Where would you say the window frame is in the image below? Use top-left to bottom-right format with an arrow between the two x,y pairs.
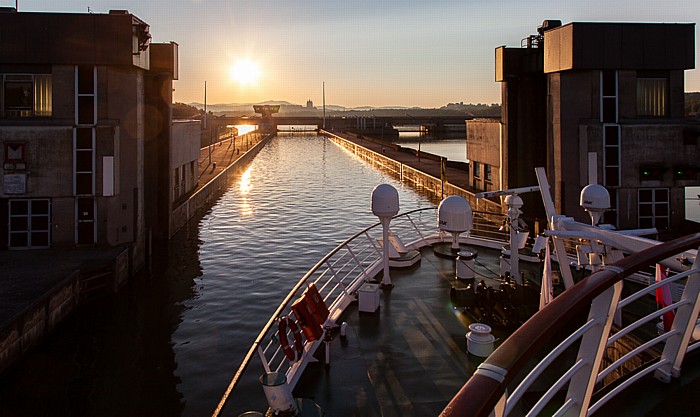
1,73 -> 53,118
638,187 -> 670,230
636,71 -> 669,118
8,198 -> 52,249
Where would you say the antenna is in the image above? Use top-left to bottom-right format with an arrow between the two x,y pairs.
322,82 -> 326,129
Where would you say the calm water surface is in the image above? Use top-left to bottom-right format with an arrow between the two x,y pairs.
0,134 -> 435,417
394,131 -> 467,163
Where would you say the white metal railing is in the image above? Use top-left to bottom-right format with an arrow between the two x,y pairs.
212,207 -> 509,416
441,233 -> 700,417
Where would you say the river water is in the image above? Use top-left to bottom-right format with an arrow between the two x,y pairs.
393,131 -> 467,163
0,134 -> 436,417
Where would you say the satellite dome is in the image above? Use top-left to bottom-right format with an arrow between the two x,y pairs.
371,184 -> 399,218
580,184 -> 610,225
504,194 -> 524,209
438,195 -> 473,233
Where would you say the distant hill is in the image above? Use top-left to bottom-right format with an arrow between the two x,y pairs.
173,102 -> 203,119
189,101 -> 501,118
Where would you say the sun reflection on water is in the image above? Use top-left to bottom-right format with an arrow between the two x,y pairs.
239,167 -> 254,216
240,167 -> 252,194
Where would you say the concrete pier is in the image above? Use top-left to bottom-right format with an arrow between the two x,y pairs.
322,130 -> 502,213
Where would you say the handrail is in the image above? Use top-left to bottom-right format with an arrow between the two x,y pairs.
212,206 -> 509,416
441,232 -> 700,417
210,207 -> 429,416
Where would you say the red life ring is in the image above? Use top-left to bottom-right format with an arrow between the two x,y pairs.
278,315 -> 303,362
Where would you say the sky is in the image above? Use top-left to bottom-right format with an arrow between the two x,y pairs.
9,0 -> 700,108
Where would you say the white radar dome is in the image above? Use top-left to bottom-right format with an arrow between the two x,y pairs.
504,194 -> 524,209
371,184 -> 399,218
438,195 -> 473,233
580,184 -> 610,225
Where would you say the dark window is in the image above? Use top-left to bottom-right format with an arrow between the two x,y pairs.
75,173 -> 93,195
78,66 -> 94,94
484,164 -> 492,182
75,127 -> 94,195
4,81 -> 33,111
604,125 -> 619,145
602,71 -> 616,97
604,125 -> 620,187
78,96 -> 94,125
76,128 -> 92,148
601,71 -> 617,123
638,188 -> 669,230
76,151 -> 92,172
8,199 -> 51,249
473,162 -> 481,178
605,167 -> 620,187
602,98 -> 617,123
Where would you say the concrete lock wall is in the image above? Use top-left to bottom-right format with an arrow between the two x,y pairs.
0,247 -> 129,374
169,133 -> 273,238
325,132 -> 502,214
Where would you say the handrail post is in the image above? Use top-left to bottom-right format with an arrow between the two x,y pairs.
655,247 -> 700,382
564,280 -> 623,417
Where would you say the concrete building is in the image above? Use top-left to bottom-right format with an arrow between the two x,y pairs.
0,9 -> 183,270
468,20 -> 699,234
466,118 -> 501,192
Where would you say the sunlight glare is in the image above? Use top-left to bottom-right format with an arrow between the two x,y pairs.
230,59 -> 260,85
240,166 -> 253,195
235,124 -> 257,135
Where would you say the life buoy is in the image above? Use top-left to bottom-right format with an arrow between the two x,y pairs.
278,315 -> 303,362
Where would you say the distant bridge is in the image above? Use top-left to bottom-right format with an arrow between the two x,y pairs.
212,115 -> 470,134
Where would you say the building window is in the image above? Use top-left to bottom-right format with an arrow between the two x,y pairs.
484,164 -> 492,182
8,199 -> 51,249
75,66 -> 96,125
473,162 -> 481,178
2,74 -> 52,118
601,70 -> 617,124
637,72 -> 668,117
74,128 -> 95,195
638,188 -> 669,230
601,70 -> 621,232
603,125 -> 620,187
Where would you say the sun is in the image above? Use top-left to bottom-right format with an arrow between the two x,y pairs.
230,59 -> 260,85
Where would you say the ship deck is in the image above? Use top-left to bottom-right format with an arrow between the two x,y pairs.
291,242 -> 700,417
293,244 -> 534,416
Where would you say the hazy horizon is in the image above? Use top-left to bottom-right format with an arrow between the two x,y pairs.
12,0 -> 700,108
